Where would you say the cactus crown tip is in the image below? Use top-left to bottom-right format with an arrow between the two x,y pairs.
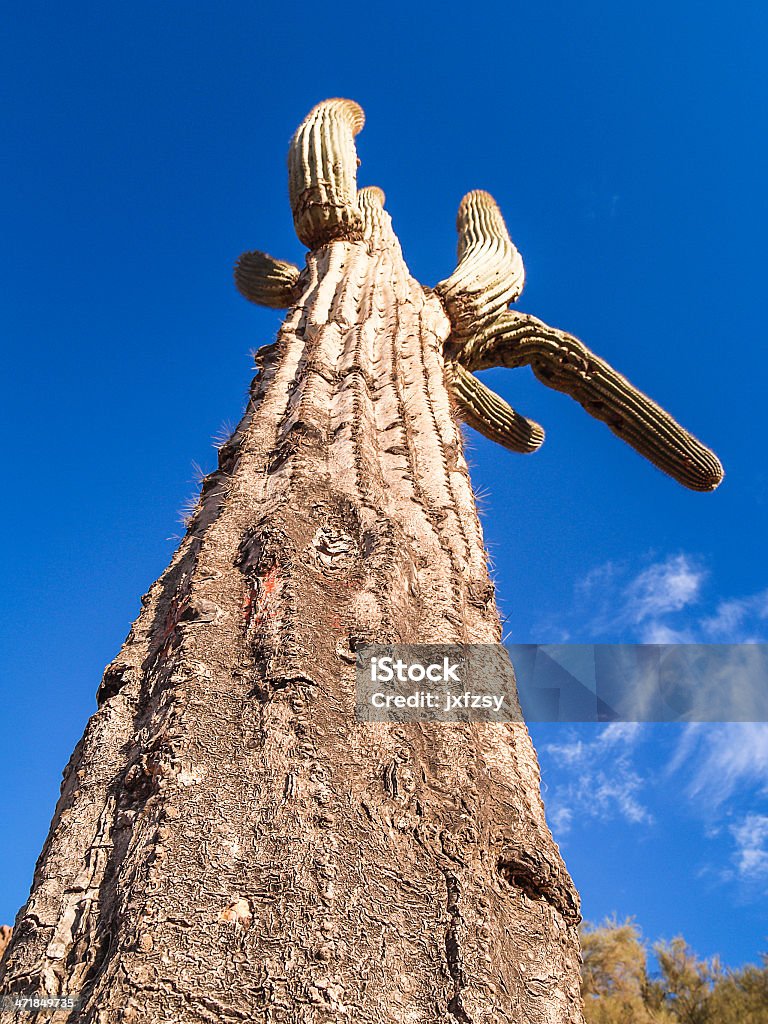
359,186 -> 386,206
461,189 -> 496,206
306,98 -> 365,134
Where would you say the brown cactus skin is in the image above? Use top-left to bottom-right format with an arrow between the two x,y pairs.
438,191 -> 723,491
288,98 -> 366,248
234,250 -> 301,308
445,359 -> 545,453
436,190 -> 525,335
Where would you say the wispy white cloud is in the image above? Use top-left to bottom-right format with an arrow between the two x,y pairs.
623,555 -> 705,624
563,552 -> 768,644
730,814 -> 768,880
640,622 -> 694,643
569,553 -> 706,641
542,723 -> 652,836
668,723 -> 768,805
668,723 -> 768,891
701,591 -> 768,642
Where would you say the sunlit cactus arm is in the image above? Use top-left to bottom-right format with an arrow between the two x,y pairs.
455,310 -> 723,491
234,250 -> 302,308
445,360 -> 545,453
288,98 -> 365,249
435,190 -> 525,335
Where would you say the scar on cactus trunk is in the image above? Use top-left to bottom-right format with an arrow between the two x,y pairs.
0,99 -> 721,1024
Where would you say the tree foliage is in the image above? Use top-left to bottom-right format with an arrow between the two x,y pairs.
581,919 -> 768,1023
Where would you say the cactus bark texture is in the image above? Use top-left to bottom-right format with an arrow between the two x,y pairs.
0,99 -> 721,1024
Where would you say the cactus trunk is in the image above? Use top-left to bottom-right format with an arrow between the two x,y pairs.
0,192 -> 583,1023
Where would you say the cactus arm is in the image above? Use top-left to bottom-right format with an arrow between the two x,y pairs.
445,360 -> 545,454
435,191 -> 525,335
357,186 -> 392,244
234,250 -> 302,308
457,311 -> 723,491
236,98 -> 366,304
288,98 -> 366,249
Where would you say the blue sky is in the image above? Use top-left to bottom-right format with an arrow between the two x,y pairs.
1,0 -> 766,972
523,552 -> 768,966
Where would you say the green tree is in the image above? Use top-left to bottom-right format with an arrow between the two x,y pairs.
654,937 -> 718,1024
581,918 -> 673,1023
708,955 -> 768,1024
581,920 -> 768,1024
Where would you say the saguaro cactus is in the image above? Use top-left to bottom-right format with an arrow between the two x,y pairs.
0,100 -> 721,1024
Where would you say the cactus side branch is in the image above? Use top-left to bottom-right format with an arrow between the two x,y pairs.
445,360 -> 545,453
455,310 -> 724,491
234,250 -> 302,308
